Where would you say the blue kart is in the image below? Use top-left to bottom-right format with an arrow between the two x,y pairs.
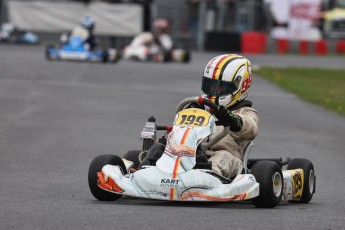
46,27 -> 119,63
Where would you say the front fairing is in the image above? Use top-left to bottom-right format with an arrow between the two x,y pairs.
130,32 -> 154,47
98,109 -> 260,202
156,108 -> 216,174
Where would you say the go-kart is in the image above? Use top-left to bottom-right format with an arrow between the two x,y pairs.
45,27 -> 119,63
88,97 -> 315,208
122,32 -> 190,63
0,23 -> 39,44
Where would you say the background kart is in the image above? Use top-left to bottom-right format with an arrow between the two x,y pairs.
122,32 -> 191,63
45,27 -> 119,63
88,97 -> 315,208
0,23 -> 39,44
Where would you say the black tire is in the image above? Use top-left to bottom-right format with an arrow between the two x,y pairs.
123,150 -> 141,169
107,49 -> 121,63
45,45 -> 53,60
101,50 -> 108,63
88,154 -> 127,201
139,143 -> 165,168
163,51 -> 172,62
182,51 -> 191,63
251,161 -> 283,208
287,158 -> 315,203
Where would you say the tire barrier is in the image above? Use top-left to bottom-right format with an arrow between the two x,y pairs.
241,32 -> 345,55
241,32 -> 266,54
336,41 -> 345,53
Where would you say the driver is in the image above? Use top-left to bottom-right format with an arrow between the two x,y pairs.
0,23 -> 16,42
80,16 -> 97,50
197,54 -> 260,178
151,18 -> 173,60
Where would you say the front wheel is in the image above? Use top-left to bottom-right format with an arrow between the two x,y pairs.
287,158 -> 315,203
107,48 -> 120,63
171,49 -> 190,63
123,150 -> 141,169
88,154 -> 127,201
251,161 -> 283,208
101,50 -> 108,63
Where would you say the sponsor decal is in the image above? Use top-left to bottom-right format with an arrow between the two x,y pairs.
240,74 -> 252,94
140,189 -> 167,197
140,131 -> 155,139
290,3 -> 320,20
60,51 -> 88,60
207,57 -> 217,67
181,191 -> 247,201
283,178 -> 292,200
160,178 -> 180,187
292,170 -> 304,198
165,142 -> 195,158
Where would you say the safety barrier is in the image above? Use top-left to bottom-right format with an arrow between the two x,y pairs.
8,1 -> 142,36
241,32 -> 266,54
241,32 -> 345,55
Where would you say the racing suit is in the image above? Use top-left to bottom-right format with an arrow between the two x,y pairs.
124,32 -> 173,62
85,30 -> 97,50
154,33 -> 173,53
207,102 -> 259,178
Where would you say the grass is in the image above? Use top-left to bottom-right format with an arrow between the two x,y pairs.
253,67 -> 345,117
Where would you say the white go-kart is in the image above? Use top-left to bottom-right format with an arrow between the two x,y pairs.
88,97 -> 315,208
122,32 -> 190,63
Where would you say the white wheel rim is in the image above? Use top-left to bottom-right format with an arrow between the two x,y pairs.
272,172 -> 283,197
309,169 -> 315,194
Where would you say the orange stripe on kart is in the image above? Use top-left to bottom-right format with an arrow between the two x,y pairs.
172,158 -> 181,179
170,188 -> 175,200
97,172 -> 123,193
180,128 -> 191,145
181,192 -> 246,201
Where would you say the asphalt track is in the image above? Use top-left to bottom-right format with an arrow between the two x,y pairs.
0,45 -> 345,230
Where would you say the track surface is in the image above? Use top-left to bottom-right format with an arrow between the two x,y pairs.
0,45 -> 345,230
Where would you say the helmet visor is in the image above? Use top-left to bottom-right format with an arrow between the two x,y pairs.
201,76 -> 238,97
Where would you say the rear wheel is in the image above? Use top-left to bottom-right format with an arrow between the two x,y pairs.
182,50 -> 191,63
101,50 -> 108,63
139,143 -> 165,167
88,154 -> 127,201
106,48 -> 120,63
287,158 -> 315,203
45,45 -> 53,60
251,161 -> 283,208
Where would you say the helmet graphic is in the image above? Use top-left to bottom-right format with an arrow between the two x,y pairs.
81,16 -> 95,30
201,54 -> 252,108
152,18 -> 169,33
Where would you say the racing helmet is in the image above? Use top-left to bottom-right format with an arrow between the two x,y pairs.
81,16 -> 95,31
1,23 -> 15,34
201,54 -> 252,108
152,18 -> 169,33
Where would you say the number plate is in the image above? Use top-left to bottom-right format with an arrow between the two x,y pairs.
174,108 -> 211,128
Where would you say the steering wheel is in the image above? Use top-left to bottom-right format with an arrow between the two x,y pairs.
176,96 -> 220,113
